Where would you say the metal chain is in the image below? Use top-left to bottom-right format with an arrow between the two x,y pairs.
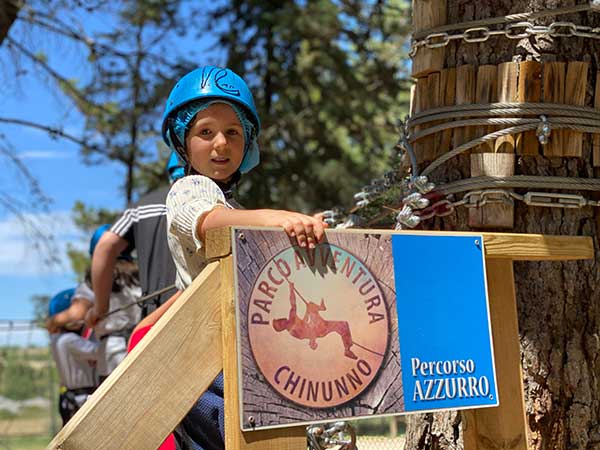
396,187 -> 600,229
410,20 -> 600,56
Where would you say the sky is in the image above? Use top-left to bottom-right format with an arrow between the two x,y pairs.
0,4 -> 219,346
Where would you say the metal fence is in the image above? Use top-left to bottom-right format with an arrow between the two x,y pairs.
0,321 -> 58,450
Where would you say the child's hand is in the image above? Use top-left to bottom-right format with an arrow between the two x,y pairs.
260,209 -> 328,248
85,307 -> 100,328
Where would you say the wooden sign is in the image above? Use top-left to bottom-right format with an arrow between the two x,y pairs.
233,228 -> 498,430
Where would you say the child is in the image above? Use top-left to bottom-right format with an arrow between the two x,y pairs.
161,66 -> 327,450
48,288 -> 99,426
85,225 -> 142,381
91,152 -> 186,321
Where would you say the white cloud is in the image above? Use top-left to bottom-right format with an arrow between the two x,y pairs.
0,211 -> 85,276
18,150 -> 71,160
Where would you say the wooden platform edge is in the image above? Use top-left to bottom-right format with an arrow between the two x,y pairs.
222,226 -> 593,262
47,262 -> 223,450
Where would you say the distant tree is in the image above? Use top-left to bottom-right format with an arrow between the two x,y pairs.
3,0 -> 206,204
205,0 -> 411,212
0,0 -> 20,44
31,294 -> 50,325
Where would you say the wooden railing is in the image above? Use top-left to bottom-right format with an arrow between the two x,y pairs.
47,228 -> 593,450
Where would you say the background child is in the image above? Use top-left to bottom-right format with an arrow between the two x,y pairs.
91,152 -> 186,320
161,65 -> 327,450
48,288 -> 99,426
85,225 -> 141,381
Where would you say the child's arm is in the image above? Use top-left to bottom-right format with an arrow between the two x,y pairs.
87,231 -> 129,327
46,298 -> 92,334
200,206 -> 328,248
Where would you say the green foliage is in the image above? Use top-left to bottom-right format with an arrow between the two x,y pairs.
206,0 -> 412,212
0,348 -> 53,401
30,295 -> 50,325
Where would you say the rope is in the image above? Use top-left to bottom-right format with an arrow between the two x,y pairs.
409,102 -> 600,127
100,284 -> 177,318
421,123 -> 538,176
412,3 -> 594,40
440,176 -> 600,195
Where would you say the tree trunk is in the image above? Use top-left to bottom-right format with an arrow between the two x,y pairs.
0,0 -> 20,45
405,1 -> 600,449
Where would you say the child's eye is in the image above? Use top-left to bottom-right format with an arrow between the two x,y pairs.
199,129 -> 212,136
227,129 -> 240,136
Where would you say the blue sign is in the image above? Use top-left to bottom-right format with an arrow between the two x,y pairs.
392,234 -> 498,412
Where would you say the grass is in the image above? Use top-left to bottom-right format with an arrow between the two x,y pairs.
0,435 -> 52,450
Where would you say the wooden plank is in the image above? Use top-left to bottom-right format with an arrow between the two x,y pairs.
474,65 -> 498,153
481,232 -> 593,261
221,255 -> 306,450
424,71 -> 440,162
231,227 -> 594,261
468,153 -> 515,229
594,70 -> 600,166
411,0 -> 446,78
495,62 -> 518,153
437,68 -> 456,156
414,76 -> 432,164
564,61 -> 589,157
454,65 -> 476,148
206,226 -> 233,259
463,260 -> 528,450
47,262 -> 223,450
516,61 -> 542,155
542,62 -> 566,157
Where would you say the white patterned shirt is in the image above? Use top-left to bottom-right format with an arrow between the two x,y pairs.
166,175 -> 235,290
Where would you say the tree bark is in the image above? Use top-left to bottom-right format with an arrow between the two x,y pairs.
406,1 -> 600,449
0,0 -> 20,45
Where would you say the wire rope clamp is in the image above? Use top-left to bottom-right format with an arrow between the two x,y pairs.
536,115 -> 551,145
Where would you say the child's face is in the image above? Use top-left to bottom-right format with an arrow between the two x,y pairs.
185,103 -> 245,182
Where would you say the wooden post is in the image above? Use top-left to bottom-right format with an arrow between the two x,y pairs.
437,68 -> 456,157
542,62 -> 566,158
474,65 -> 498,154
414,76 -> 433,163
495,62 -> 518,153
454,65 -> 476,148
593,70 -> 600,167
563,62 -> 589,158
468,153 -> 515,229
411,0 -> 446,78
516,61 -> 542,156
463,260 -> 528,450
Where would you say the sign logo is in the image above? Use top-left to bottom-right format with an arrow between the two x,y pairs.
247,244 -> 389,408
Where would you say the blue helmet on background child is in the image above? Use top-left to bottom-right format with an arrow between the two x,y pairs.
89,224 -> 132,260
89,224 -> 111,256
161,66 -> 261,174
166,151 -> 185,183
48,288 -> 75,317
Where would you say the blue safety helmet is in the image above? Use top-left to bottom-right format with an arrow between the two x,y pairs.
161,66 -> 261,173
89,224 -> 132,260
89,224 -> 111,257
48,288 -> 75,317
166,151 -> 185,183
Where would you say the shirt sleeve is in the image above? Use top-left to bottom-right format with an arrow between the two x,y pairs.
63,335 -> 100,362
110,209 -> 136,248
73,282 -> 95,305
166,175 -> 227,252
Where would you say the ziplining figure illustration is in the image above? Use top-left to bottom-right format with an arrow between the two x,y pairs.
272,281 -> 358,360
